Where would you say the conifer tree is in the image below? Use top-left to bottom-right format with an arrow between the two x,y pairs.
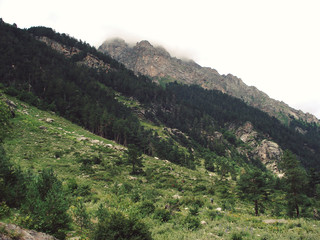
126,144 -> 143,174
237,168 -> 272,216
280,150 -> 308,217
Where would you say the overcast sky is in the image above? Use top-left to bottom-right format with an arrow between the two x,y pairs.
1,0 -> 319,118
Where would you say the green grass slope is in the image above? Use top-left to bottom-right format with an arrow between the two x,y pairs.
1,97 -> 320,240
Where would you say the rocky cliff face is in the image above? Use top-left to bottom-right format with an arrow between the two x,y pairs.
99,39 -> 319,125
37,36 -> 111,73
0,222 -> 57,240
235,122 -> 283,173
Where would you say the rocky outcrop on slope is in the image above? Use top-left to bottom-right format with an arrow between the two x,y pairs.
37,36 -> 111,73
235,122 -> 283,172
0,222 -> 57,240
99,39 -> 319,125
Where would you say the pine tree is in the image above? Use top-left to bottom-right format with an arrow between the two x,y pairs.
126,144 -> 143,174
237,168 -> 272,216
23,168 -> 71,239
280,150 -> 308,217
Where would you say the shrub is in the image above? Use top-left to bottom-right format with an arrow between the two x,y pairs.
193,184 -> 207,193
130,191 -> 141,203
207,210 -> 223,220
22,168 -> 71,239
94,206 -> 152,240
0,202 -> 10,218
189,205 -> 199,216
138,201 -> 155,216
71,197 -> 91,230
153,208 -> 171,222
230,231 -> 249,240
183,215 -> 200,231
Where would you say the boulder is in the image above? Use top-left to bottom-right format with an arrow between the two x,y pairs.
0,222 -> 57,240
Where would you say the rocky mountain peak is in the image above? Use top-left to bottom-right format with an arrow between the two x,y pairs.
99,38 -> 319,125
136,40 -> 153,49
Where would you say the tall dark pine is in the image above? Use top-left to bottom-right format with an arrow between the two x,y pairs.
126,144 -> 143,174
237,168 -> 271,216
280,150 -> 308,217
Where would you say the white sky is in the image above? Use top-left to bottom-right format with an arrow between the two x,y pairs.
1,0 -> 320,118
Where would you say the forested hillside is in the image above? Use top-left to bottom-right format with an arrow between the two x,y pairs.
1,20 -> 320,170
1,19 -> 320,239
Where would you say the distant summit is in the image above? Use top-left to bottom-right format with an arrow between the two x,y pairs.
99,39 -> 319,125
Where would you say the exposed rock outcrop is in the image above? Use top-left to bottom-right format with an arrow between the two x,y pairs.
235,122 -> 283,172
99,39 -> 319,125
36,36 -> 111,73
0,222 -> 57,240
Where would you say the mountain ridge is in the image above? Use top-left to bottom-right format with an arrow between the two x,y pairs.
99,39 -> 319,125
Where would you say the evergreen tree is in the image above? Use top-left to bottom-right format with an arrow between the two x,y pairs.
23,168 -> 71,239
237,168 -> 272,216
280,150 -> 308,217
126,144 -> 143,174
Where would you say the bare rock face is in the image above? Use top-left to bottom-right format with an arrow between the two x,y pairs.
99,39 -> 319,125
0,222 -> 57,240
37,36 -> 111,73
255,140 -> 282,172
235,122 -> 283,172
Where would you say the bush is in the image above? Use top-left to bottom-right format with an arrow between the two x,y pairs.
0,202 -> 10,218
193,184 -> 207,193
230,231 -> 249,240
94,206 -> 152,240
138,201 -> 155,216
130,191 -> 140,203
22,168 -> 71,239
189,205 -> 199,216
183,215 -> 200,231
153,208 -> 171,222
207,210 -> 223,220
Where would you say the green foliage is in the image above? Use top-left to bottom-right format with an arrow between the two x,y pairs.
153,208 -> 171,222
230,231 -> 248,240
71,197 -> 91,230
0,202 -> 10,218
0,145 -> 26,207
207,210 -> 223,220
67,178 -> 91,198
237,168 -> 273,216
22,168 -> 71,239
280,150 -> 309,217
126,144 -> 143,174
0,99 -> 11,142
189,205 -> 199,216
94,205 -> 152,240
215,156 -> 235,180
215,179 -> 235,210
137,200 -> 155,216
183,215 -> 201,231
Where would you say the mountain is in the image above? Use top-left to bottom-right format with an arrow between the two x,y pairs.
99,39 -> 319,125
1,19 -> 320,240
1,20 -> 320,171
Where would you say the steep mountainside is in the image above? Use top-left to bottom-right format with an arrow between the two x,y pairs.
99,39 -> 319,125
2,20 -> 320,240
1,21 -> 320,171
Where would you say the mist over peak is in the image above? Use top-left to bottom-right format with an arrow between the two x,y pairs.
99,37 -> 319,125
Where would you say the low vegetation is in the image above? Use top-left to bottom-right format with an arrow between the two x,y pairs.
0,95 -> 320,239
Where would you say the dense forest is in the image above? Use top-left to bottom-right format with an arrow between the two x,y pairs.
1,20 -> 320,170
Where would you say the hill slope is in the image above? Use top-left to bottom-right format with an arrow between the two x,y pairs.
99,38 -> 319,125
1,20 -> 320,171
1,90 -> 320,240
1,20 -> 320,240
